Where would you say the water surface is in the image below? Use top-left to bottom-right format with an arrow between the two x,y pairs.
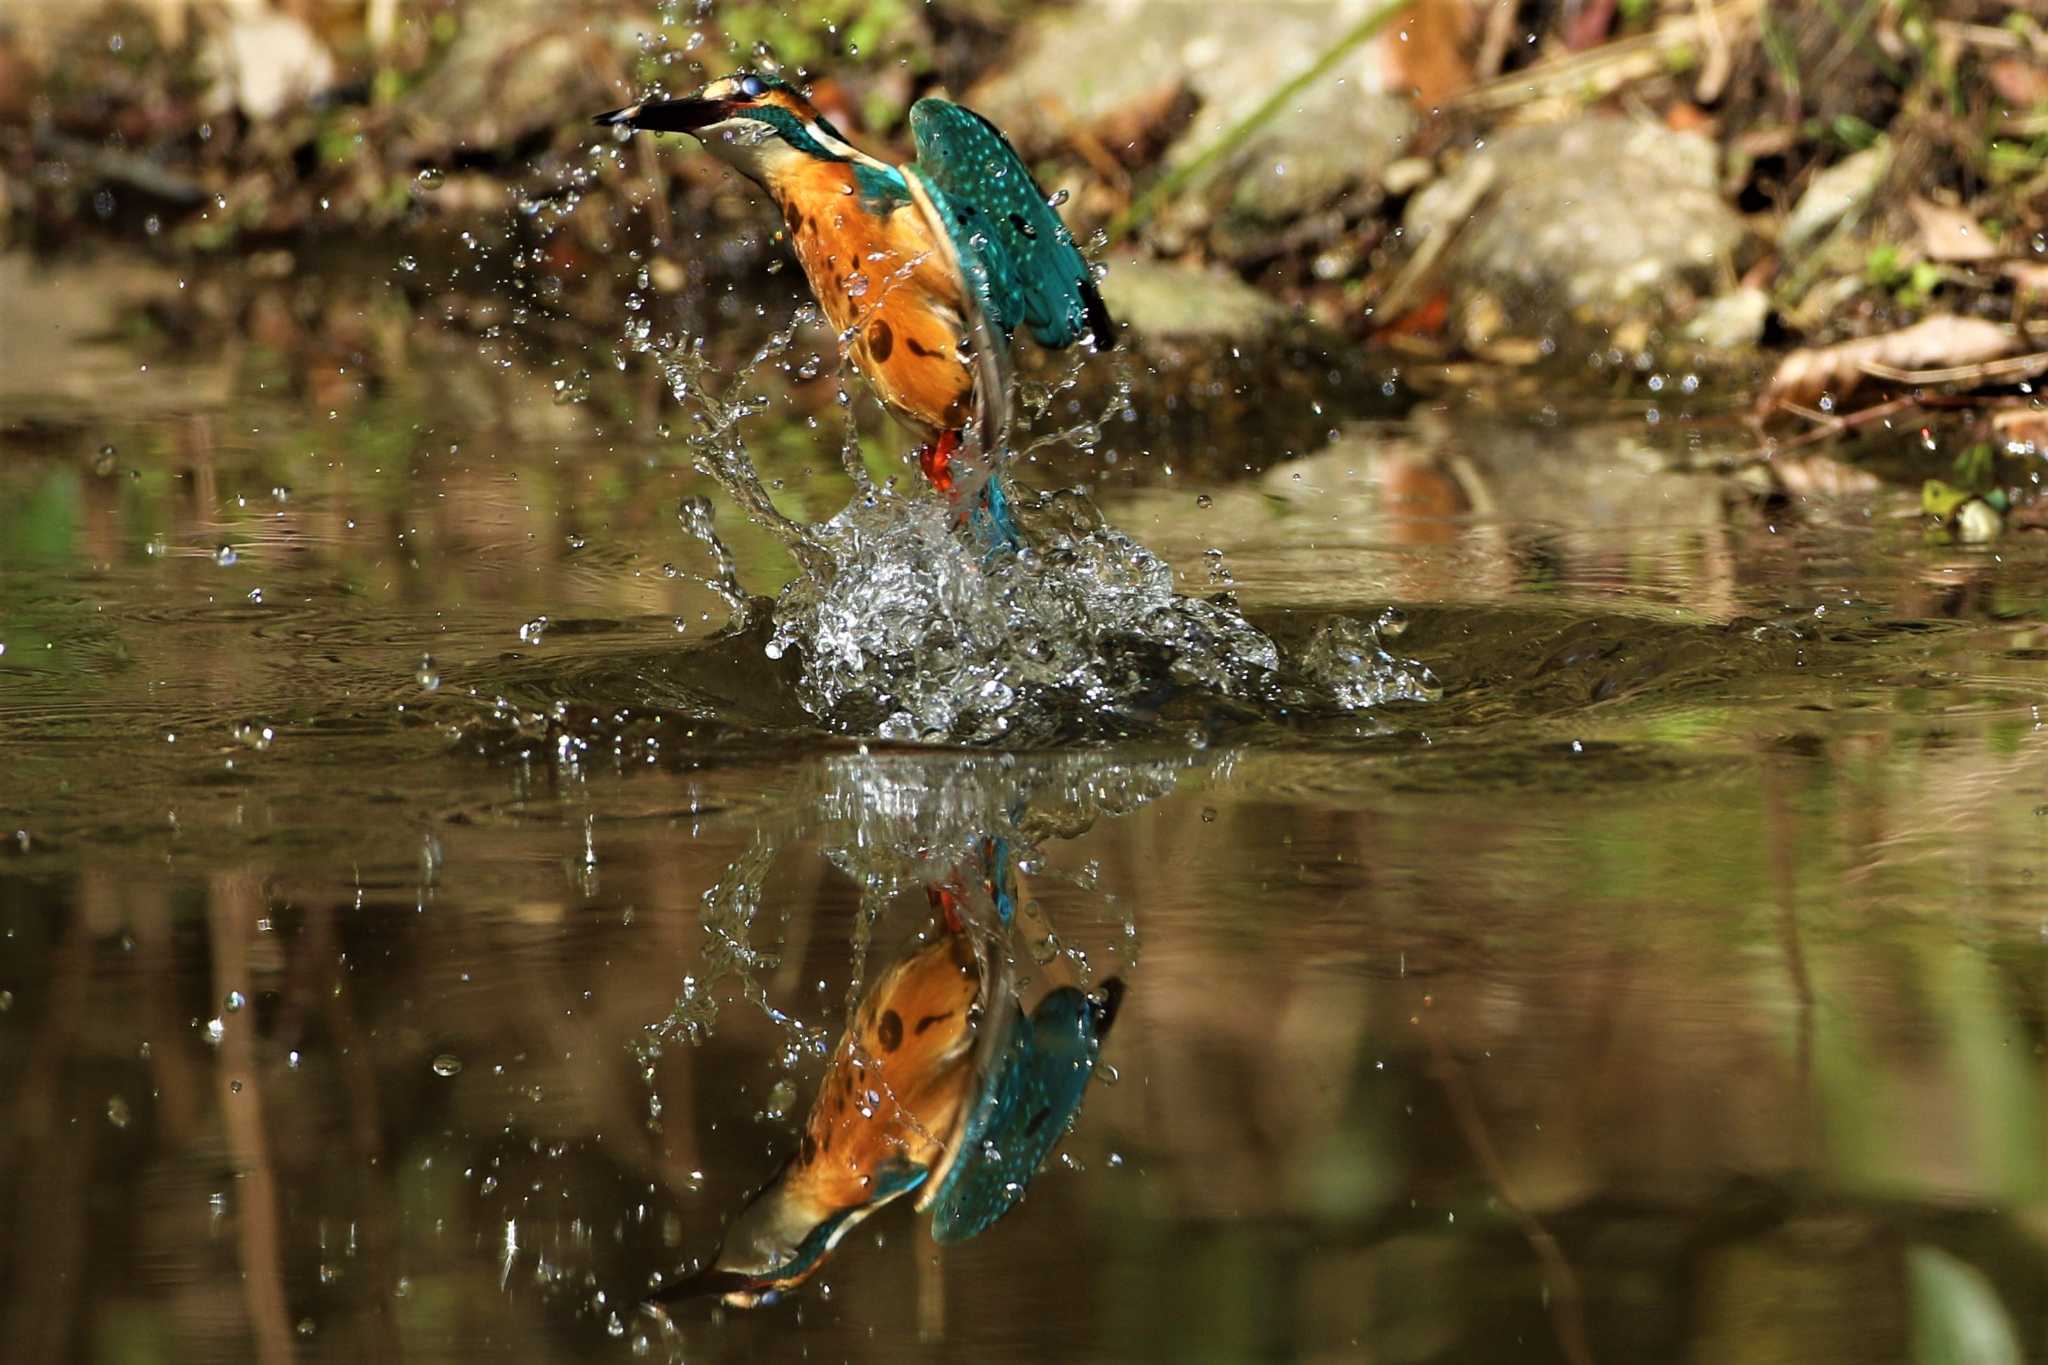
3,250 -> 2046,1363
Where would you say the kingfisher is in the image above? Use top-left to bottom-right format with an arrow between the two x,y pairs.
651,841 -> 1123,1308
594,71 -> 1114,550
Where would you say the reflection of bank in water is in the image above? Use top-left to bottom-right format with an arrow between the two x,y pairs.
646,754 -> 1171,1310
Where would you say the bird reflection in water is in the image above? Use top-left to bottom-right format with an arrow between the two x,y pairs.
650,837 -> 1123,1309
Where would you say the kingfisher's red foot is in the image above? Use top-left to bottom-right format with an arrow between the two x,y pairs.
917,429 -> 960,495
927,882 -> 966,936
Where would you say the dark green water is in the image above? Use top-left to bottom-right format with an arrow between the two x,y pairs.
3,250 -> 2046,1363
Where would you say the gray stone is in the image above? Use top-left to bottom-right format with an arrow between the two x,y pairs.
1096,257 -> 1293,341
1781,142 -> 1890,255
1682,287 -> 1771,351
402,0 -> 614,155
973,0 -> 1415,240
1403,117 -> 1746,348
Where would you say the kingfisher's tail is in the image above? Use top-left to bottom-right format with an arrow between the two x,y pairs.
970,475 -> 1022,558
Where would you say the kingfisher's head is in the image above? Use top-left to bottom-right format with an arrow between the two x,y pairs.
594,72 -> 862,186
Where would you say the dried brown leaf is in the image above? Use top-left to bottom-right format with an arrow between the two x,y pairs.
1991,407 -> 2048,450
1908,197 -> 2003,263
1989,56 -> 2048,106
1761,316 -> 2020,409
2001,260 -> 2048,297
1386,0 -> 1476,105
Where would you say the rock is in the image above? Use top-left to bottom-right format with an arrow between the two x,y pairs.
973,0 -> 1416,250
201,11 -> 337,122
1683,287 -> 1770,350
401,0 -> 613,156
1096,257 -> 1293,341
1402,117 -> 1746,351
1780,142 -> 1890,255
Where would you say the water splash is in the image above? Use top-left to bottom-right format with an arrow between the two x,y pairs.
763,487 -> 1282,743
650,362 -> 1440,741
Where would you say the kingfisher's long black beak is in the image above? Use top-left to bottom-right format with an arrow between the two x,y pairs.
593,97 -> 732,134
646,1265 -> 779,1308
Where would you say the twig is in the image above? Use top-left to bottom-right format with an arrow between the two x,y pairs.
1452,0 -> 1762,113
1932,19 -> 2048,57
1859,348 -> 2048,387
1107,0 -> 1415,242
1419,1006 -> 1595,1365
1693,0 -> 1733,103
1476,0 -> 1519,83
1371,157 -> 1495,323
1748,392 -> 1985,461
210,872 -> 294,1365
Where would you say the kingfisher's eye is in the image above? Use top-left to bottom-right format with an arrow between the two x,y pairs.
738,74 -> 767,99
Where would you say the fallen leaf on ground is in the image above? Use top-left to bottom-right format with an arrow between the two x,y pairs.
1991,407 -> 2048,450
1386,0 -> 1475,105
1909,197 -> 2002,262
1761,316 -> 2020,409
2001,260 -> 2048,297
1989,57 -> 2048,106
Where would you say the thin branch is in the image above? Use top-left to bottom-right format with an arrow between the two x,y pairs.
1858,348 -> 2048,387
1420,1009 -> 1595,1365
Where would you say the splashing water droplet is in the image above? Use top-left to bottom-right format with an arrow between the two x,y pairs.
431,1054 -> 463,1077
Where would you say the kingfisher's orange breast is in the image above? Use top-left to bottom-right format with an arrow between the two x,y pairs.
780,933 -> 981,1213
774,162 -> 975,436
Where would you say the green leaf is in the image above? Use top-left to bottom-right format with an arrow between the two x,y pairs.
1922,480 -> 1970,520
1908,1246 -> 2021,1365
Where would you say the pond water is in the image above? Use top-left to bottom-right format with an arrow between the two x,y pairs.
3,247 -> 2046,1363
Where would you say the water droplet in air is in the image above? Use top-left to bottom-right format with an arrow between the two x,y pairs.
94,444 -> 118,476
397,255 -> 419,273
1195,494 -> 1213,509
416,655 -> 440,691
106,1096 -> 131,1129
414,167 -> 446,192
431,1054 -> 463,1077
214,545 -> 238,567
0,991 -> 12,1012
203,1018 -> 226,1046
518,617 -> 549,645
224,990 -> 246,1012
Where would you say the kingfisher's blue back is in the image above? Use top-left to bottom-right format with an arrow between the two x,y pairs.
907,99 -> 1115,354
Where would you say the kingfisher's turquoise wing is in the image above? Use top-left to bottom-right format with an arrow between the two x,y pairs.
926,980 -> 1124,1244
907,98 -> 1114,352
